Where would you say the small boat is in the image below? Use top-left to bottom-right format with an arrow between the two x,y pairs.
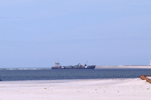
51,62 -> 61,69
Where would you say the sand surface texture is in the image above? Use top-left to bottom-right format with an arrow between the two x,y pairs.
0,78 -> 151,100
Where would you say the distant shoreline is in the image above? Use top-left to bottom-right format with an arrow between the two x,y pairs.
96,65 -> 151,69
0,65 -> 151,70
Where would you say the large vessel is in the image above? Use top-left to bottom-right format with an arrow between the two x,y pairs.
51,62 -> 95,69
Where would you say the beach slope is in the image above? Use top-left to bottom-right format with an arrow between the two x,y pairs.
0,78 -> 151,100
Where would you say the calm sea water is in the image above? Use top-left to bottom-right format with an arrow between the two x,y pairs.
0,69 -> 151,81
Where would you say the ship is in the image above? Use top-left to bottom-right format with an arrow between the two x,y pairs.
51,62 -> 62,69
51,62 -> 95,69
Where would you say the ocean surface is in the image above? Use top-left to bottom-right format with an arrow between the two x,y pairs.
0,69 -> 151,81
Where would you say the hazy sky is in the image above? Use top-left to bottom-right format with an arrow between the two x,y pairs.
0,0 -> 151,67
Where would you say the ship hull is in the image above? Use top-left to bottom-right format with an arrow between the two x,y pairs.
51,67 -> 61,69
87,65 -> 95,69
52,65 -> 95,69
51,68 -> 59,69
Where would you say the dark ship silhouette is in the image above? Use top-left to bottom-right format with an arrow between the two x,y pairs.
51,62 -> 95,69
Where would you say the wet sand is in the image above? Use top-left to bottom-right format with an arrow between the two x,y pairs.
0,78 -> 151,100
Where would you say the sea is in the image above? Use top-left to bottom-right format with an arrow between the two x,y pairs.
0,69 -> 151,81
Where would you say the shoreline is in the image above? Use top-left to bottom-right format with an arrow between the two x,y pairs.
0,78 -> 151,100
0,78 -> 144,81
96,65 -> 151,69
0,78 -> 146,82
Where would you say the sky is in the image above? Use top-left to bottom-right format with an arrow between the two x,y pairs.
0,0 -> 151,68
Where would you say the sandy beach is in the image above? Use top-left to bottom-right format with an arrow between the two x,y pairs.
0,78 -> 151,100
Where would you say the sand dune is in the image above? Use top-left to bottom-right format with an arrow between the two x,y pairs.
0,79 -> 151,100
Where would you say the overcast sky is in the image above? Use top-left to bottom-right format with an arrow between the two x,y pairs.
0,0 -> 151,68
